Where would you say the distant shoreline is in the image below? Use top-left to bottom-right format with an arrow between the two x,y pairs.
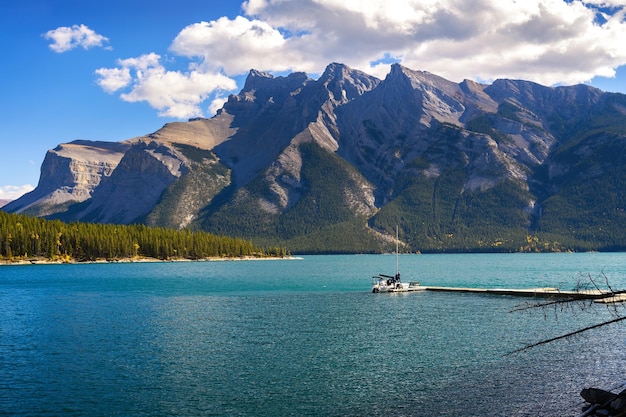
0,255 -> 300,266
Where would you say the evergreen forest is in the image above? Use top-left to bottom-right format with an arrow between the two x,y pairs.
0,211 -> 287,262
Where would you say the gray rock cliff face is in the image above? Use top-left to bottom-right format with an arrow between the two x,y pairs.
336,64 -> 531,204
73,141 -> 189,224
4,140 -> 130,216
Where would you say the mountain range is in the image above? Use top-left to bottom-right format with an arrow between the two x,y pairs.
4,62 -> 626,253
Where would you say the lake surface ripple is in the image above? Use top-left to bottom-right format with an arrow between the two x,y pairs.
1,253 -> 626,416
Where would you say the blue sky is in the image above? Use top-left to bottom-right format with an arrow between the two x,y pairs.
1,0 -> 625,200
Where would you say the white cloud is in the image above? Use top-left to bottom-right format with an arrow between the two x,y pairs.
0,185 -> 34,201
44,24 -> 110,53
96,0 -> 626,119
242,0 -> 626,85
96,53 -> 237,119
170,16 -> 297,74
95,67 -> 132,93
209,96 -> 229,115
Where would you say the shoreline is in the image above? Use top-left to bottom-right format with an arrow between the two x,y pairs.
0,255 -> 301,266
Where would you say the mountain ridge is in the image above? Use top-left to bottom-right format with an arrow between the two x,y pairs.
4,62 -> 626,253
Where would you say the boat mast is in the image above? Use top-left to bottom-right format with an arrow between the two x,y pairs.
396,225 -> 399,277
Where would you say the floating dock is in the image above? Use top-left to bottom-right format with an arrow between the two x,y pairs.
421,286 -> 625,303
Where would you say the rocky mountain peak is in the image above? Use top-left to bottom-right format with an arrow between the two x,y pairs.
380,63 -> 466,127
459,79 -> 498,117
223,68 -> 311,122
318,62 -> 381,103
384,63 -> 416,88
3,140 -> 130,217
386,64 -> 449,88
555,83 -> 604,107
242,69 -> 273,91
242,68 -> 310,98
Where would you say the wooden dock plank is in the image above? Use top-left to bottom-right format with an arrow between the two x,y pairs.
593,293 -> 626,304
421,286 -> 608,299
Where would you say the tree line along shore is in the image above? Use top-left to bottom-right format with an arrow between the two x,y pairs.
0,211 -> 289,264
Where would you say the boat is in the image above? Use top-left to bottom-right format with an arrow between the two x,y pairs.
371,227 -> 424,293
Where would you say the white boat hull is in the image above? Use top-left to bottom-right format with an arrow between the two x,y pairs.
371,280 -> 424,293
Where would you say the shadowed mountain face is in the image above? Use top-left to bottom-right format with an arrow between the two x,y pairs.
5,63 -> 626,253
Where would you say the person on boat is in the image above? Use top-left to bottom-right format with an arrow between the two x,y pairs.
395,272 -> 401,282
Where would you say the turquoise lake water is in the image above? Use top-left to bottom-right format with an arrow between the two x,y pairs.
1,253 -> 626,416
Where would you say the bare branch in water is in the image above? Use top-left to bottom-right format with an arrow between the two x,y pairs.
506,315 -> 626,356
507,271 -> 626,355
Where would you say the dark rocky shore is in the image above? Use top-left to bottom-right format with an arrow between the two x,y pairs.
581,386 -> 626,416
